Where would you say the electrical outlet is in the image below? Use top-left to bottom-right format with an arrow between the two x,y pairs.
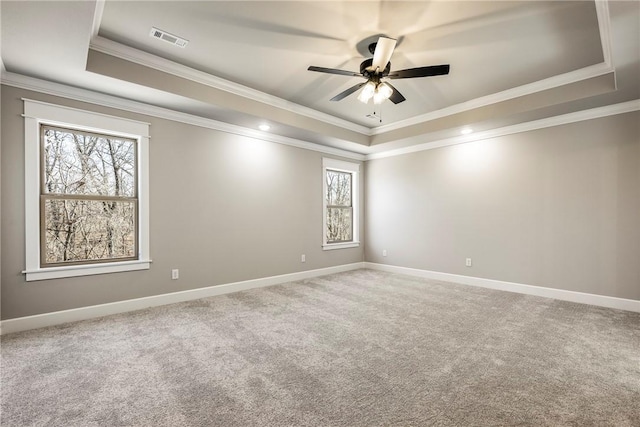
465,258 -> 472,267
301,254 -> 306,263
171,269 -> 179,280
382,249 -> 387,257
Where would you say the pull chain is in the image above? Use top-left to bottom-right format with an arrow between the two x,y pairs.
370,104 -> 383,123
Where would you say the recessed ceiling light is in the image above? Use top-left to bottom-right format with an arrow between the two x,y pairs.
258,124 -> 270,131
460,127 -> 473,135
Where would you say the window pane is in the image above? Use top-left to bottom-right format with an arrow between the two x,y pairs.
326,170 -> 351,207
43,199 -> 136,264
326,207 -> 352,243
43,127 -> 136,197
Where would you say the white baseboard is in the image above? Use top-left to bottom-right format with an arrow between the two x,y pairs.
4,261 -> 636,335
0,262 -> 365,335
364,262 -> 640,313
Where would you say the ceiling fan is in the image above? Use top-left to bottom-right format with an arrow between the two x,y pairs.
308,36 -> 449,105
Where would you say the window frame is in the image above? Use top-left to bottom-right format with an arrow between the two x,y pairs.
39,124 -> 140,267
325,169 -> 353,244
322,157 -> 360,250
23,99 -> 151,281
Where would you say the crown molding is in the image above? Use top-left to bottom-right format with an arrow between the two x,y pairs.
88,0 -> 614,139
366,99 -> 640,160
89,36 -> 372,136
1,71 -> 366,161
3,70 -> 635,163
595,0 -> 613,67
90,36 -> 615,141
372,0 -> 615,135
370,62 -> 615,135
91,0 -> 106,40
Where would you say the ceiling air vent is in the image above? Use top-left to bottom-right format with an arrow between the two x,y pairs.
149,27 -> 188,48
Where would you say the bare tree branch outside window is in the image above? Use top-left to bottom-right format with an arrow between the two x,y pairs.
326,169 -> 352,243
40,125 -> 138,266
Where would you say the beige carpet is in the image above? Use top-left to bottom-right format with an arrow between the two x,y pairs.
2,269 -> 639,426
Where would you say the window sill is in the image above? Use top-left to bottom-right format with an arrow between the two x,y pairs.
23,259 -> 152,282
322,242 -> 360,251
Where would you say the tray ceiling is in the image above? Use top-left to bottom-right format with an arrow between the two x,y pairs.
1,1 -> 638,155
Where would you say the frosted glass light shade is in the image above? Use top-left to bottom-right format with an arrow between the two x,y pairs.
373,82 -> 393,104
357,81 -> 376,104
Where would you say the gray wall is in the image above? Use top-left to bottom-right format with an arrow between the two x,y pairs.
365,112 -> 640,300
2,84 -> 638,321
1,85 -> 364,320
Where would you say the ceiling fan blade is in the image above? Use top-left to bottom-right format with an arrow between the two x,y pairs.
308,66 -> 360,77
388,64 -> 450,79
371,37 -> 397,72
385,83 -> 406,104
330,83 -> 366,101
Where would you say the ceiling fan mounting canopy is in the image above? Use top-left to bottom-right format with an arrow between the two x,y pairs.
308,36 -> 450,105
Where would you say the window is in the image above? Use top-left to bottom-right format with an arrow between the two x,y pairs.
326,170 -> 353,243
41,126 -> 138,266
323,158 -> 360,250
23,99 -> 150,281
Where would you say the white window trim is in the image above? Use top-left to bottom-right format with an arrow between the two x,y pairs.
322,157 -> 360,250
22,99 -> 151,281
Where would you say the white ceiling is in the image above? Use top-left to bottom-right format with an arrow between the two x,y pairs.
1,1 -> 639,155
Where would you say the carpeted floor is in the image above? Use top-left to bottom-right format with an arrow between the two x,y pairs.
1,269 -> 639,426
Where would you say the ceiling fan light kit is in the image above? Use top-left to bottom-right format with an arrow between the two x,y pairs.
357,81 -> 377,103
373,82 -> 393,105
308,36 -> 450,109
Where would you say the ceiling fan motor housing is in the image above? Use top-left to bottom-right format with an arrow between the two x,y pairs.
360,58 -> 391,78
